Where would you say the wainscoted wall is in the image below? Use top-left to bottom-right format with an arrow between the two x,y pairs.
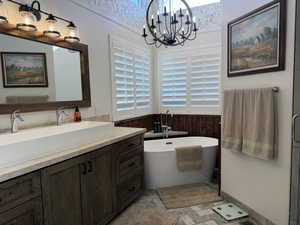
115,114 -> 221,139
114,115 -> 155,132
156,114 -> 221,139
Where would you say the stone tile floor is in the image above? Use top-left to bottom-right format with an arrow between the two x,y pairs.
131,190 -> 259,225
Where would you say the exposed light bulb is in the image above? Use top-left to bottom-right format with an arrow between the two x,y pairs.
64,21 -> 80,43
0,0 -> 8,24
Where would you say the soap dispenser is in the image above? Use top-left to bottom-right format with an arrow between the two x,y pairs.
74,106 -> 81,122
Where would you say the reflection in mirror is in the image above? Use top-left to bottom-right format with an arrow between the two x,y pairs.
0,33 -> 83,104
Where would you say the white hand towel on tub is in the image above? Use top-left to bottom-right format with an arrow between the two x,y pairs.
222,89 -> 244,152
175,145 -> 203,172
242,88 -> 276,160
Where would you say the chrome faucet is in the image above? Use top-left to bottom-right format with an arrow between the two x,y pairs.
56,107 -> 68,126
161,110 -> 172,139
11,110 -> 24,133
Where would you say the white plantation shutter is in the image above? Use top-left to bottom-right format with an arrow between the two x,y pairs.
190,53 -> 220,107
134,53 -> 151,109
110,36 -> 152,120
113,46 -> 135,111
160,56 -> 188,107
159,46 -> 221,114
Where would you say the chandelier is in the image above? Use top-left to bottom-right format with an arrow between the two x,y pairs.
142,0 -> 198,48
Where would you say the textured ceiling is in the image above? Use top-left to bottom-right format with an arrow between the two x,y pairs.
70,0 -> 221,34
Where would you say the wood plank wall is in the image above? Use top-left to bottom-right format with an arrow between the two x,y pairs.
114,115 -> 155,132
115,114 -> 221,139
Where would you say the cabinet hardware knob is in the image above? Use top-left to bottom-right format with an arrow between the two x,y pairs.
128,162 -> 136,167
128,143 -> 135,148
128,186 -> 136,192
88,161 -> 93,173
81,163 -> 87,175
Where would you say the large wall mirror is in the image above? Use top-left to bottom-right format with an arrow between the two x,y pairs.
0,24 -> 91,114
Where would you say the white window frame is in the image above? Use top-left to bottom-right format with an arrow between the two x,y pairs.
158,44 -> 221,115
110,35 -> 153,121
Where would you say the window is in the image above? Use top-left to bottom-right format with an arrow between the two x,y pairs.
110,36 -> 152,121
159,46 -> 221,114
160,0 -> 220,12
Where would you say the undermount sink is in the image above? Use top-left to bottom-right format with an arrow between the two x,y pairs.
0,121 -> 114,169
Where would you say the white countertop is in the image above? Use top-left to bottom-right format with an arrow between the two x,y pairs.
0,127 -> 145,183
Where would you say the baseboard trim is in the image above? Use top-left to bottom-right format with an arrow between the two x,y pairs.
221,191 -> 276,225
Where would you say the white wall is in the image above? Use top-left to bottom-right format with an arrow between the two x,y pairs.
221,0 -> 295,224
0,0 -> 147,129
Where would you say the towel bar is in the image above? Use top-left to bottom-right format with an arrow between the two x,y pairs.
222,87 -> 280,93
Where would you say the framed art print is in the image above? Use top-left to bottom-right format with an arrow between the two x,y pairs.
228,0 -> 286,77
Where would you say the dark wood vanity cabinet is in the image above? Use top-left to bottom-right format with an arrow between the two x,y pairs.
0,171 -> 43,225
114,136 -> 144,211
0,134 -> 144,225
81,146 -> 115,225
42,146 -> 116,225
0,198 -> 43,225
41,134 -> 144,225
41,156 -> 86,225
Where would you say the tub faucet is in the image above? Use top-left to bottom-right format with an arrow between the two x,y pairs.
56,107 -> 68,126
11,110 -> 24,133
161,110 -> 172,139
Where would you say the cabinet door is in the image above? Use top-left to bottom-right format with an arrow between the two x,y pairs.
82,146 -> 115,225
0,198 -> 43,225
42,157 -> 86,225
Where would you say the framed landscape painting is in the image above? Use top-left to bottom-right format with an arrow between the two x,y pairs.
1,52 -> 48,88
228,0 -> 286,77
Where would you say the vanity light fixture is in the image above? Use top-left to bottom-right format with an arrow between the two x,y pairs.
16,1 -> 41,31
3,0 -> 81,43
0,0 -> 8,24
43,14 -> 60,38
64,21 -> 80,43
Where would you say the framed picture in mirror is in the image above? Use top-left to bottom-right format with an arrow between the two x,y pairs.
1,52 -> 48,88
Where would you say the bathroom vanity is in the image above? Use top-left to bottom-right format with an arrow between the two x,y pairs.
0,6 -> 147,225
0,123 -> 145,225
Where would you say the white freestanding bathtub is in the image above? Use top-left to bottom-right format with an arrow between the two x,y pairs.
144,137 -> 218,189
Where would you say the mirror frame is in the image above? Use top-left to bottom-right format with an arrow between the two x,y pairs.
0,23 -> 91,114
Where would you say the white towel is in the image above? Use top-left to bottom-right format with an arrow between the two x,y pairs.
222,89 -> 244,152
176,145 -> 203,171
242,88 -> 276,160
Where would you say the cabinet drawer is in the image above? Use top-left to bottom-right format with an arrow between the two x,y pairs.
0,172 -> 41,213
117,175 -> 143,210
116,135 -> 143,155
0,197 -> 43,225
119,152 -> 143,184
